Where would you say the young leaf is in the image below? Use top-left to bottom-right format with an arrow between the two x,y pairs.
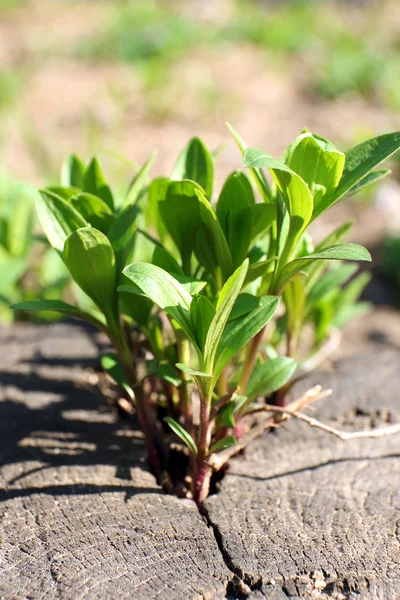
243,149 -> 313,230
10,299 -> 107,332
83,157 -> 114,210
46,186 -> 81,201
63,227 -> 117,322
216,171 -> 254,268
209,436 -> 236,454
158,180 -> 202,275
285,132 -> 345,211
194,188 -> 233,281
175,363 -> 213,378
11,299 -> 85,316
190,294 -> 216,351
152,246 -> 183,276
343,170 -> 390,198
274,243 -> 371,293
215,296 -> 279,379
123,262 -> 196,344
36,190 -> 87,252
61,154 -> 86,188
147,360 -> 182,387
226,122 -> 273,201
306,263 -> 358,308
250,203 -> 276,240
304,221 -> 354,290
152,245 -> 206,294
203,259 -> 249,373
123,151 -> 157,207
314,131 -> 400,217
171,137 -> 214,198
71,192 -> 114,233
246,357 -> 297,399
228,293 -> 261,321
107,203 -> 138,276
243,149 -> 313,256
164,417 -> 198,455
218,395 -> 248,428
101,353 -> 134,400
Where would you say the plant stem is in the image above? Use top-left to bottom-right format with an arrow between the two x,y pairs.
216,367 -> 228,398
194,389 -> 212,506
113,316 -> 161,479
176,337 -> 196,497
238,326 -> 266,394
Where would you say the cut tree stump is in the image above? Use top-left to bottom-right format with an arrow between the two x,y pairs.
1,321 -> 399,599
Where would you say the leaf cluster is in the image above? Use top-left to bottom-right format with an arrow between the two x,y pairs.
11,126 -> 400,500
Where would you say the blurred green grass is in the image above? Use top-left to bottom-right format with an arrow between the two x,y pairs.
76,0 -> 400,108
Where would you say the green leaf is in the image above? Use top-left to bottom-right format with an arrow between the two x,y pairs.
274,243 -> 371,293
11,299 -> 82,315
285,132 -> 345,215
245,258 -> 277,284
83,157 -> 114,210
171,136 -> 214,198
243,149 -> 313,255
61,154 -> 86,188
71,192 -> 114,233
101,353 -> 134,400
118,276 -> 153,326
0,179 -> 36,258
158,180 -> 202,275
216,171 -> 254,268
333,271 -> 372,327
123,151 -> 157,207
344,170 -> 390,198
63,227 -> 117,323
209,436 -> 236,454
203,259 -> 249,373
244,149 -> 313,225
152,246 -> 183,275
218,395 -> 247,428
306,263 -> 358,308
123,262 -> 196,344
46,186 -> 81,201
333,300 -> 372,328
226,122 -> 273,201
190,294 -> 216,351
107,203 -> 138,276
36,190 -> 87,252
304,221 -> 354,290
215,296 -> 279,379
246,357 -> 297,399
0,252 -> 26,290
164,417 -> 198,455
228,293 -> 260,321
314,131 -> 400,217
147,359 -> 182,387
250,203 -> 276,240
194,188 -> 233,281
10,299 -> 107,332
175,363 -> 213,378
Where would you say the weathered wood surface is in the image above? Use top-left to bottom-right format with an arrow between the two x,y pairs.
1,321 -> 400,599
0,324 -> 231,600
206,350 -> 400,599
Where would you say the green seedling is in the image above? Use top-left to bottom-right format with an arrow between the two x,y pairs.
12,126 -> 400,504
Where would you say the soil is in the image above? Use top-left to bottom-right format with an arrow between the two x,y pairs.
1,320 -> 400,599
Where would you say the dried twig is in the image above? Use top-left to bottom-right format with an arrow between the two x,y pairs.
208,385 -> 331,471
255,404 -> 400,440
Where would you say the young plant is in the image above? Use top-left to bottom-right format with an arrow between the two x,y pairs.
12,126 -> 400,504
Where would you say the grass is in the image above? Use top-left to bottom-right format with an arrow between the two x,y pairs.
77,0 -> 400,110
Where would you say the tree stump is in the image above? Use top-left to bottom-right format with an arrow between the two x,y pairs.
1,321 -> 399,599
